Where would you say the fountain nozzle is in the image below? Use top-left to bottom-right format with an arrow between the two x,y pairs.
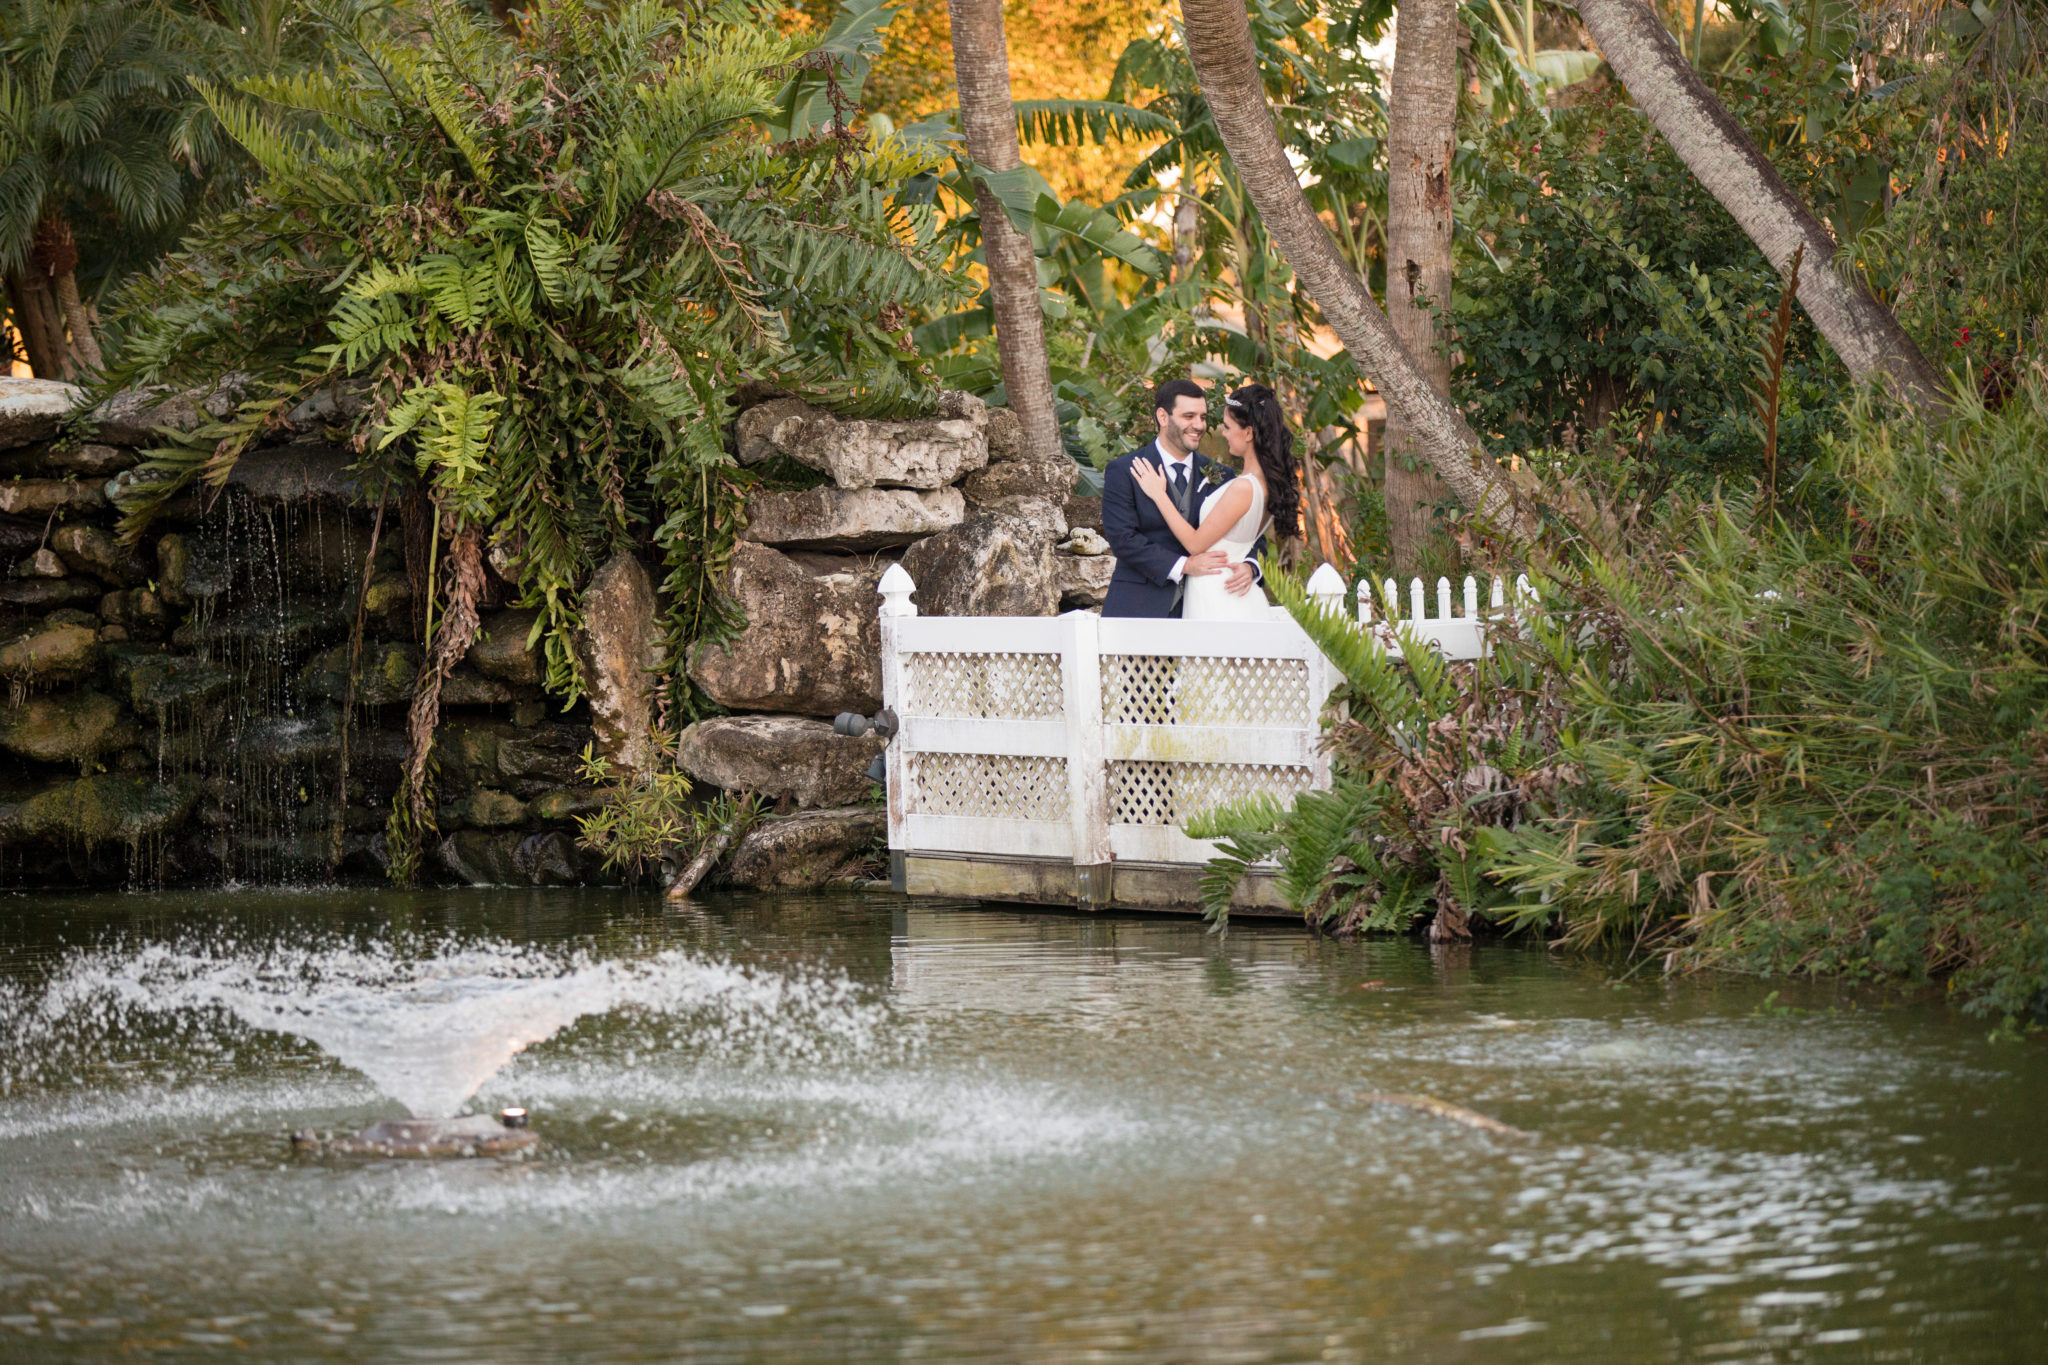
500,1106 -> 529,1129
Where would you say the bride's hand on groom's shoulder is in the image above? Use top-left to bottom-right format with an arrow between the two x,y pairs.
1129,457 -> 1167,499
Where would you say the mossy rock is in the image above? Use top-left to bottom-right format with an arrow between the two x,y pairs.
0,690 -> 130,765
0,622 -> 100,685
531,786 -> 610,821
115,652 -> 235,719
463,788 -> 530,828
3,773 -> 202,846
435,829 -> 586,886
300,640 -> 418,706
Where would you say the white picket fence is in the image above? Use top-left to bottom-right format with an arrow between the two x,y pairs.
876,560 -> 1535,908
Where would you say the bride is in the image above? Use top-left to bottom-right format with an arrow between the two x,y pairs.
1129,382 -> 1302,621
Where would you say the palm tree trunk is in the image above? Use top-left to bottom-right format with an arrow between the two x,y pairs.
1574,0 -> 1946,406
1384,0 -> 1461,571
1179,0 -> 1536,546
947,0 -> 1063,460
29,216 -> 101,378
51,270 -> 102,374
5,269 -> 71,380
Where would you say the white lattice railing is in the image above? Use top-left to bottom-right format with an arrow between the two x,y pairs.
878,562 -> 1532,896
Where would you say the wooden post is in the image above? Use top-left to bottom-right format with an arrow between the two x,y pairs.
1061,610 -> 1112,909
1303,564 -> 1347,792
878,564 -> 917,892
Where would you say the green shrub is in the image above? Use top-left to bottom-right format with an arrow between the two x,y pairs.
1205,380 -> 2048,1025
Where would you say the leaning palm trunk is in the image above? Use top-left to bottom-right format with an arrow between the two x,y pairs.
1574,0 -> 1947,406
947,0 -> 1063,459
4,270 -> 69,379
1383,0 -> 1461,570
1179,0 -> 1537,545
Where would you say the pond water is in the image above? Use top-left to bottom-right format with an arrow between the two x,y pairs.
1,888 -> 2043,1362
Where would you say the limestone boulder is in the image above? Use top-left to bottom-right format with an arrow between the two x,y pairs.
984,405 -> 1029,464
0,690 -> 130,765
225,443 -> 363,506
0,378 -> 85,451
744,486 -> 964,551
735,391 -> 988,490
0,441 -> 136,478
961,452 -> 1079,510
52,523 -> 148,585
898,513 -> 1060,618
679,714 -> 885,809
575,555 -> 658,778
0,479 -> 106,518
725,807 -> 885,890
1062,526 -> 1111,556
284,383 -> 369,431
688,543 -> 884,716
466,608 -> 543,687
1064,494 -> 1104,534
13,548 -> 64,578
960,405 -> 1078,532
440,668 -> 521,706
92,374 -> 254,446
1054,551 -> 1117,609
0,622 -> 100,685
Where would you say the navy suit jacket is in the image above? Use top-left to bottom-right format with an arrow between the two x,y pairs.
1100,440 -> 1265,619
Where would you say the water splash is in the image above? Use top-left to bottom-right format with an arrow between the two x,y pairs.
7,939 -> 890,1118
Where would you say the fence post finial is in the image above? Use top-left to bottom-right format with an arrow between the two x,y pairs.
1306,562 -> 1346,614
878,562 -> 918,618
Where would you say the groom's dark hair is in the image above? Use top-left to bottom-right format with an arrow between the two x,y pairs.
1152,378 -> 1205,418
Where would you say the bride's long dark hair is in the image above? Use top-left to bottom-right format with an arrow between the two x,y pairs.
1224,383 -> 1301,538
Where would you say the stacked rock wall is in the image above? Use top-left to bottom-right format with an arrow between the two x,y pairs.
0,377 -> 1109,891
673,390 -> 1108,876
0,376 -> 605,889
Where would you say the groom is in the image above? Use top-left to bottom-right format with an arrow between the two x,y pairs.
1101,378 -> 1264,618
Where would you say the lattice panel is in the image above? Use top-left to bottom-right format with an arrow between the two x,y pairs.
1108,761 -> 1317,826
910,753 -> 1069,822
901,652 -> 1064,720
1101,655 -> 1312,727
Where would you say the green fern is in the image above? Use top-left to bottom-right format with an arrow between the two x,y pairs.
104,0 -> 964,881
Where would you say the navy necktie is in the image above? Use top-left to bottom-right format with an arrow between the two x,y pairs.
1169,462 -> 1188,507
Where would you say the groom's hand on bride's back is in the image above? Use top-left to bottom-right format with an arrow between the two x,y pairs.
1183,549 -> 1228,576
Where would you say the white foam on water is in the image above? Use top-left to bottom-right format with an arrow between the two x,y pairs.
5,939 -> 892,1118
0,1074 -> 382,1140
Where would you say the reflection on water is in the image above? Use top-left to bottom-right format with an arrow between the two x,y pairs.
0,887 -> 2042,1362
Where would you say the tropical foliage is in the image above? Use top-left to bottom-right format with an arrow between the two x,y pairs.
104,0 -> 957,872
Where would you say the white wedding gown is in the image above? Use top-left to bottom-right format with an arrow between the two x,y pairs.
1183,476 -> 1276,621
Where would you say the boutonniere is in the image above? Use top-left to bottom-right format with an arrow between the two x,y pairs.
1197,462 -> 1232,490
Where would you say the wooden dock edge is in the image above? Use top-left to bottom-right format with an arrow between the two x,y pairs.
897,852 -> 1300,919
